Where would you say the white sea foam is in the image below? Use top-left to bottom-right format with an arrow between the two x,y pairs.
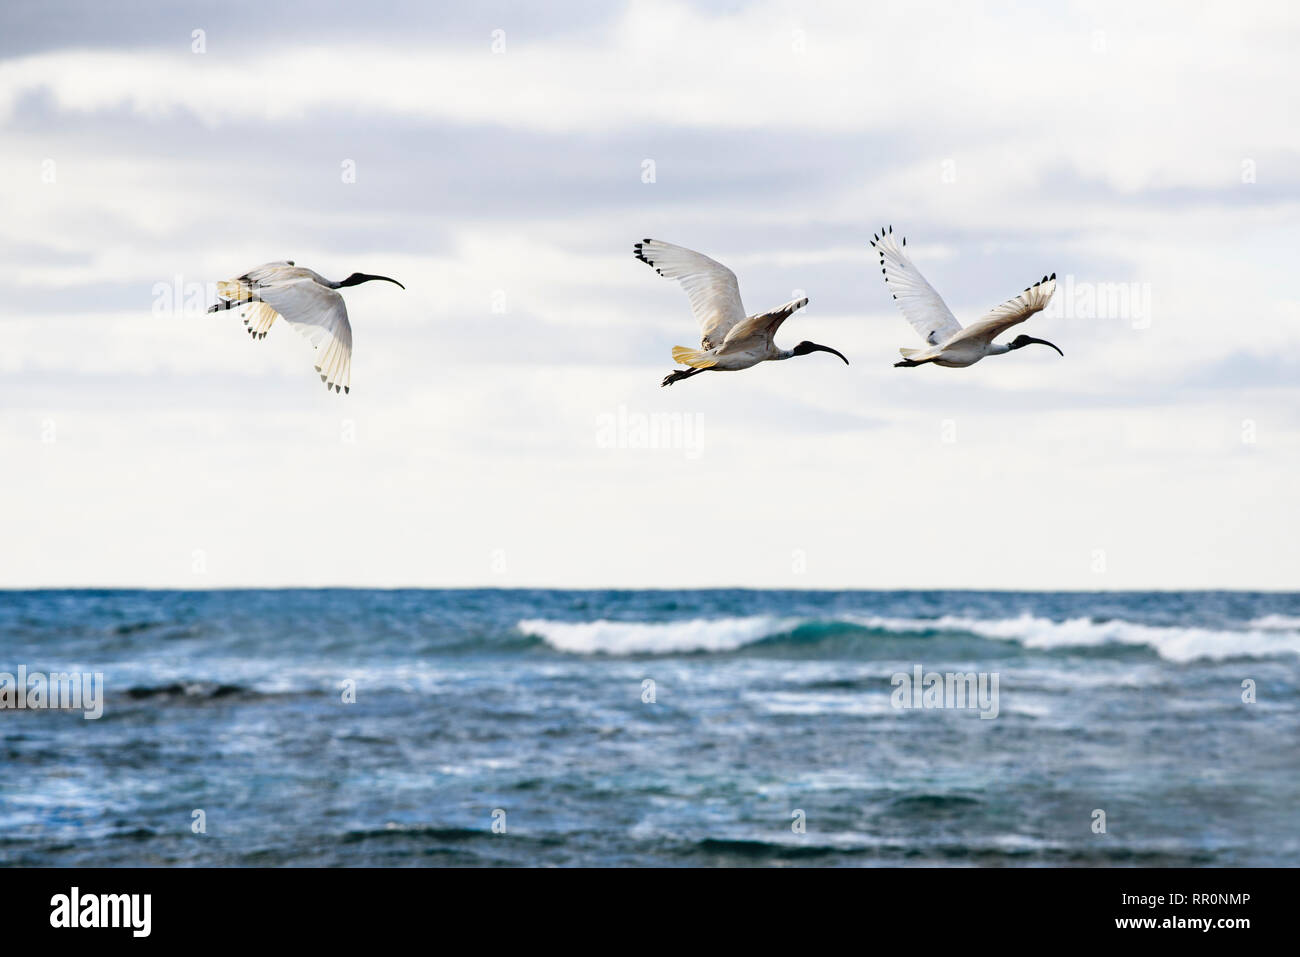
516,615 -> 798,655
850,612 -> 1300,663
1249,613 -> 1300,630
519,612 -> 1300,662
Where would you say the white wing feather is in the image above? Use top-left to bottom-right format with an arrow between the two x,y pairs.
946,274 -> 1057,348
635,239 -> 746,349
253,279 -> 354,393
215,262 -> 298,307
241,261 -> 296,284
240,301 -> 279,339
717,297 -> 809,353
871,227 -> 962,346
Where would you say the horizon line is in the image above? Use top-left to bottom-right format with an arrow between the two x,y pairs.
1,585 -> 1297,595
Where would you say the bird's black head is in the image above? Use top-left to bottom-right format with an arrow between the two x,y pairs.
1009,334 -> 1063,356
339,272 -> 405,290
791,340 -> 849,364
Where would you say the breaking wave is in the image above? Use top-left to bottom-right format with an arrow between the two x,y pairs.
518,612 -> 1300,663
516,615 -> 799,655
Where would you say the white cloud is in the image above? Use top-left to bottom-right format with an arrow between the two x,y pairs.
2,0 -> 1298,588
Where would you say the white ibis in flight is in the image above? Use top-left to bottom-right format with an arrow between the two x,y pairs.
871,227 -> 1062,368
634,239 -> 848,386
208,261 -> 404,393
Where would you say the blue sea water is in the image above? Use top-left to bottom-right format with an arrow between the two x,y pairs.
1,588 -> 1298,867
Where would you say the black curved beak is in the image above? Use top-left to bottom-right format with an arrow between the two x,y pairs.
810,344 -> 849,365
1021,336 -> 1063,357
357,273 -> 405,290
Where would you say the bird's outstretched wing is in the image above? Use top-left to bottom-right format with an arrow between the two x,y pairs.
872,227 -> 962,345
240,261 -> 296,283
635,239 -> 746,349
717,297 -> 809,354
253,279 -> 354,393
214,262 -> 298,309
946,273 -> 1056,348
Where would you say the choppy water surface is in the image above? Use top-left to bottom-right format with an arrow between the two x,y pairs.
1,589 -> 1297,866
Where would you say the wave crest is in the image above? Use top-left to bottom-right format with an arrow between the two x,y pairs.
517,615 -> 797,655
852,613 -> 1300,663
518,611 -> 1300,662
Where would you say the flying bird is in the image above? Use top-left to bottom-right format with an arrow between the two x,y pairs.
871,227 -> 1062,368
634,239 -> 848,387
207,261 -> 404,393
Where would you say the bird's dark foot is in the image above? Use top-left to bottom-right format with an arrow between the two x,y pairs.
894,359 -> 919,368
662,369 -> 689,387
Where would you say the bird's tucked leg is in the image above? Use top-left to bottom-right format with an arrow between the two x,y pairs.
662,367 -> 704,387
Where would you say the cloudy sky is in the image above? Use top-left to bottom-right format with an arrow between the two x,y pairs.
1,0 -> 1297,589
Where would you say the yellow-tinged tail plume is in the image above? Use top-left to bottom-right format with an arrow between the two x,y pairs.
671,346 -> 717,369
216,280 -> 254,301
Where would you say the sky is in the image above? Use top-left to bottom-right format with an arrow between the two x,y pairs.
1,0 -> 1297,590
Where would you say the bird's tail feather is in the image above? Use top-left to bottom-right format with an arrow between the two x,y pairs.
216,279 -> 255,301
671,346 -> 718,369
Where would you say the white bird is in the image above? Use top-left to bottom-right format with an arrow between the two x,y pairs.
208,261 -> 404,393
635,239 -> 848,387
871,226 -> 1062,368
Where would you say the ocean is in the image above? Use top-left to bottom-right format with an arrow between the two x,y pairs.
1,588 -> 1297,867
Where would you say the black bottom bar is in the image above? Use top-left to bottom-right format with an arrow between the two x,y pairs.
0,866 -> 1282,943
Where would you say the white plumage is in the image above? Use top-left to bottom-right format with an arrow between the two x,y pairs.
633,240 -> 745,350
208,262 -> 404,393
634,239 -> 848,386
255,279 -> 355,394
872,227 -> 1062,368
